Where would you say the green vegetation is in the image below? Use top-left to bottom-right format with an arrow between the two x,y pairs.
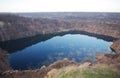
83,68 -> 120,78
59,68 -> 80,78
46,66 -> 120,78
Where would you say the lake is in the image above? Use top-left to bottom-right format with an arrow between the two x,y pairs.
8,34 -> 112,70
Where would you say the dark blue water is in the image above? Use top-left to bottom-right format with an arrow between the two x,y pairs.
9,34 -> 112,70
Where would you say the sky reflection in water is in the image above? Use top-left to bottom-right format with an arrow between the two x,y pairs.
9,34 -> 112,70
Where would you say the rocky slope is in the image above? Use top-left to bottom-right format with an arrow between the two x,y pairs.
0,48 -> 9,73
0,13 -> 120,41
110,40 -> 120,53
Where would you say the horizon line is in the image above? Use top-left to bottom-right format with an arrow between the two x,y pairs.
0,11 -> 120,13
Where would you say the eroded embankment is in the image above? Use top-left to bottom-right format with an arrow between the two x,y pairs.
110,39 -> 120,53
0,48 -> 9,73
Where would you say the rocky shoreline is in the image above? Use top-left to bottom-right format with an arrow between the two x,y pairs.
110,39 -> 120,53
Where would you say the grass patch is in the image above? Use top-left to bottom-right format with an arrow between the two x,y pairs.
61,69 -> 80,78
83,67 -> 120,78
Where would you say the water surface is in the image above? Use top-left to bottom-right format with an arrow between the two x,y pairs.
9,34 -> 112,70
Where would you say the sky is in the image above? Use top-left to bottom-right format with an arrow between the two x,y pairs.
0,0 -> 120,12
